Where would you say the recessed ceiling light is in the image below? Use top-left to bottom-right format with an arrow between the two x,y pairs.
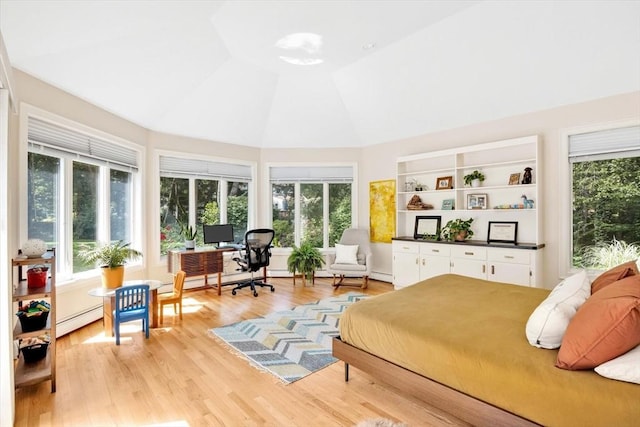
362,43 -> 376,50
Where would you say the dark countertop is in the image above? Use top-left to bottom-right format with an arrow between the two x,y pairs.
392,236 -> 545,250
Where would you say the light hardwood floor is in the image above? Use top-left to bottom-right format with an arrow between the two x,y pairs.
14,278 -> 470,427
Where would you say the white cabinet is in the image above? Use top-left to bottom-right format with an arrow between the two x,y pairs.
393,241 -> 453,289
392,239 -> 543,289
393,135 -> 544,289
450,246 -> 487,280
487,248 -> 534,286
392,241 -> 419,288
396,135 -> 542,246
419,243 -> 451,280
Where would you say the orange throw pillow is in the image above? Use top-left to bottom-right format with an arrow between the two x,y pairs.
591,260 -> 638,294
557,275 -> 640,370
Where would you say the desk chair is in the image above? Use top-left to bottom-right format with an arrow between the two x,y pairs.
113,284 -> 150,345
232,229 -> 275,297
159,270 -> 186,324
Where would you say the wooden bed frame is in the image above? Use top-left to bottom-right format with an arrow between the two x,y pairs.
333,337 -> 539,427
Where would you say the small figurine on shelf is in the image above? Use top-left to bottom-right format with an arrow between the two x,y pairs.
521,194 -> 534,209
406,195 -> 433,210
522,167 -> 533,184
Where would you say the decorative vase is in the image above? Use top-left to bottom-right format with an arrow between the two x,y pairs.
102,266 -> 124,288
184,239 -> 195,250
22,239 -> 48,258
471,179 -> 481,188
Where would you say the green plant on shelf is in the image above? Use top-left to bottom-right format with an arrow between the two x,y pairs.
441,218 -> 474,242
463,170 -> 485,186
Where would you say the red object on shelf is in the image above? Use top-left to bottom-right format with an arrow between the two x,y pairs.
26,267 -> 48,288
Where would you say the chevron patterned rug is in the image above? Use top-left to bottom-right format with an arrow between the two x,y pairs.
209,292 -> 369,384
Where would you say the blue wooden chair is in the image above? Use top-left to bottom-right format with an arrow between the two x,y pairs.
113,284 -> 150,345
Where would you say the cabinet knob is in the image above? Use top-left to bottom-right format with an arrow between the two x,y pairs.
491,265 -> 495,274
432,249 -> 439,253
504,255 -> 514,259
421,259 -> 425,266
482,265 -> 486,273
464,251 -> 474,256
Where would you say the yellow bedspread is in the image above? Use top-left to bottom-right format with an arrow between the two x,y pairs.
339,274 -> 640,427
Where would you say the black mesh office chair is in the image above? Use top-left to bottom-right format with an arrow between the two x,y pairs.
231,229 -> 275,297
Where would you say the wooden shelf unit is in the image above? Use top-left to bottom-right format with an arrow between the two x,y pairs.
12,254 -> 56,393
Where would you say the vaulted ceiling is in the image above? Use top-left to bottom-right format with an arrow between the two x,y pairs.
1,1 -> 639,148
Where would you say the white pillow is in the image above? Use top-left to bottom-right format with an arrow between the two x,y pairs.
525,270 -> 590,349
334,244 -> 359,264
595,345 -> 640,384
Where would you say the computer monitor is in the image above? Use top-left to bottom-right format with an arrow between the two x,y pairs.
203,224 -> 234,247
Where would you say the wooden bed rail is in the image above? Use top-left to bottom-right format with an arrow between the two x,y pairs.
332,337 -> 539,427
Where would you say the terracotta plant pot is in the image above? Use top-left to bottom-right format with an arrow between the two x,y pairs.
454,231 -> 468,242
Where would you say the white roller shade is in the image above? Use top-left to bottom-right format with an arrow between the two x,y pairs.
159,155 -> 252,182
569,125 -> 640,162
28,117 -> 139,171
270,166 -> 353,183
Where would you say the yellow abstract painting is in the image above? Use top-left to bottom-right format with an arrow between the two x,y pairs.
369,179 -> 396,243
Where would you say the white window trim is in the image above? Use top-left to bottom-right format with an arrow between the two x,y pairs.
264,161 -> 358,252
19,103 -> 145,285
153,149 -> 257,265
559,117 -> 640,279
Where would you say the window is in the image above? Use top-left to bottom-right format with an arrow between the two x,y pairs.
72,162 -> 98,273
26,116 -> 140,280
270,165 -> 355,248
159,155 -> 252,254
569,125 -> 640,269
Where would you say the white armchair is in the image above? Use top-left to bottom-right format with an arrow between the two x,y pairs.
327,228 -> 372,289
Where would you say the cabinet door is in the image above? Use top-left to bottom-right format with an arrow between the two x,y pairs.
489,262 -> 531,286
487,248 -> 532,286
420,255 -> 451,280
393,252 -> 419,288
451,258 -> 487,279
419,244 -> 451,280
450,246 -> 487,280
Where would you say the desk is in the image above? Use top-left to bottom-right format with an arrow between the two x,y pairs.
168,247 -> 236,295
88,280 -> 162,337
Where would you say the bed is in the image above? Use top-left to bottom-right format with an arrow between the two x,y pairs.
333,274 -> 640,427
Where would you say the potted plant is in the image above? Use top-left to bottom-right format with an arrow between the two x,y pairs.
441,218 -> 474,242
287,241 -> 325,286
79,240 -> 142,288
182,224 -> 197,249
463,170 -> 485,187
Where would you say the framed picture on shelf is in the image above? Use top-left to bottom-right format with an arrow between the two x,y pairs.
441,199 -> 455,210
414,216 -> 441,240
436,176 -> 453,190
467,193 -> 488,210
509,173 -> 520,185
487,221 -> 518,244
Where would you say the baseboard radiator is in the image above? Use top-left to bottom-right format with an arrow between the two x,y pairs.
56,305 -> 103,337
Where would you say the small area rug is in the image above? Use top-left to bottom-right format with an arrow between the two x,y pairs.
209,292 -> 368,384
